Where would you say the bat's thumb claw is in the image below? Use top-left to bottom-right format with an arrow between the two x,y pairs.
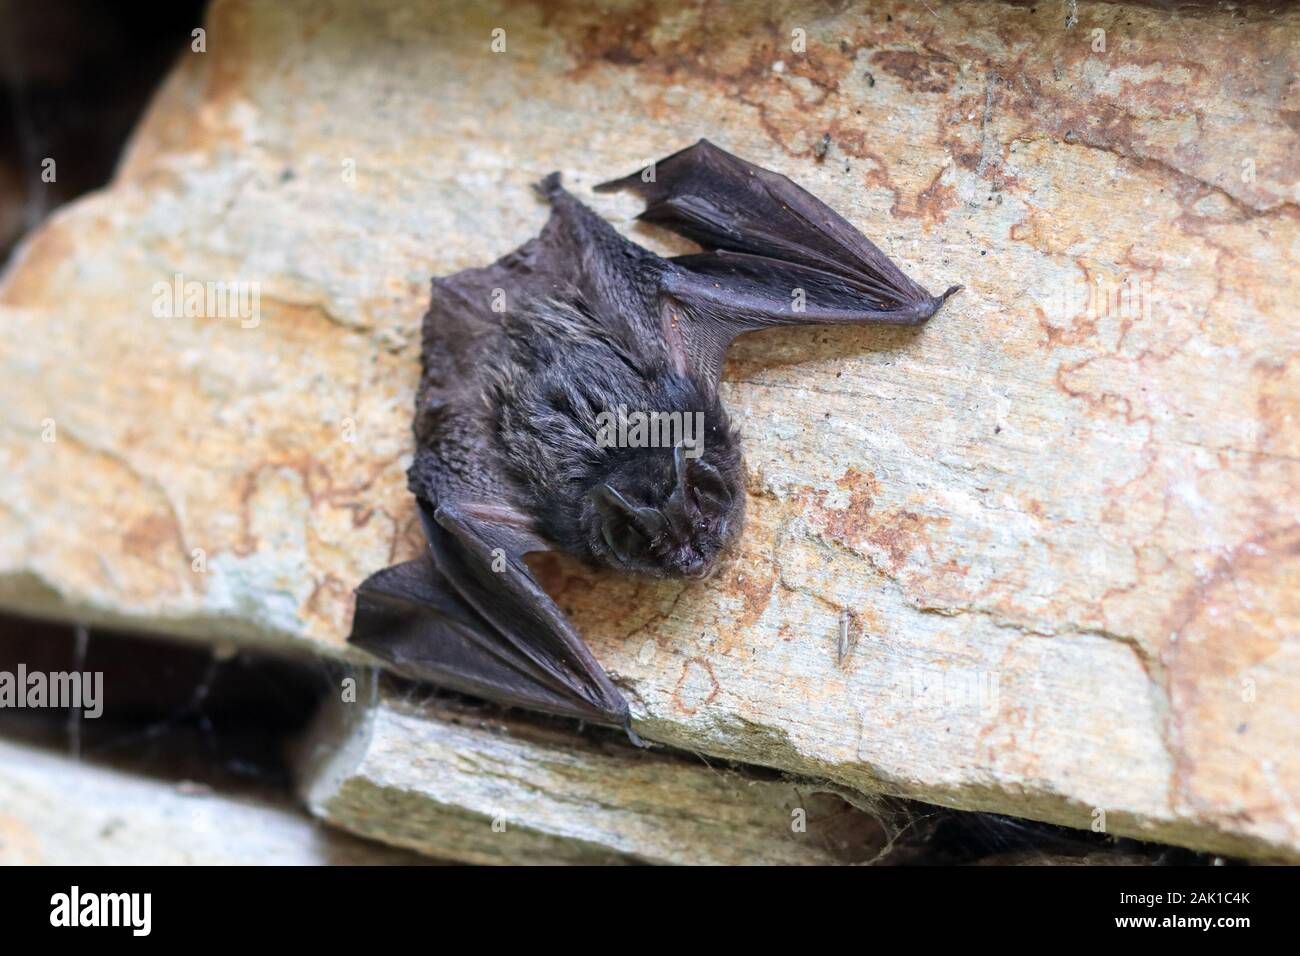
939,284 -> 963,301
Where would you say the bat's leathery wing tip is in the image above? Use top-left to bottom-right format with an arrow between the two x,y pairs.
593,171 -> 640,195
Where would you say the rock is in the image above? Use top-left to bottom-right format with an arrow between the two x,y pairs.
299,676 -> 896,865
0,0 -> 1296,861
0,738 -> 431,864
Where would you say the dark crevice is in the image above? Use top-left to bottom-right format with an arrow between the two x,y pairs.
0,612 -> 331,793
0,0 -> 207,267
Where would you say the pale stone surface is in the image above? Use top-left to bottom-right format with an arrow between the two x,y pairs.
0,738 -> 428,864
0,0 -> 1296,860
300,676 -> 893,865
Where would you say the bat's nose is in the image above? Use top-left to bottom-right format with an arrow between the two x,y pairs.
683,558 -> 714,580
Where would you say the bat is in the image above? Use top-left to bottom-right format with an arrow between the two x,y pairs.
349,139 -> 960,744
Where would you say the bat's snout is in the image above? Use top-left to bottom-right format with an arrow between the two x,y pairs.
682,556 -> 714,580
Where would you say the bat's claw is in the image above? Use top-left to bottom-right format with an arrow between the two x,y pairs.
622,714 -> 650,749
920,284 -> 962,321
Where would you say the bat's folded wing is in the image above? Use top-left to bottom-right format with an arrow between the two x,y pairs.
349,499 -> 634,732
350,556 -> 592,718
597,138 -> 959,330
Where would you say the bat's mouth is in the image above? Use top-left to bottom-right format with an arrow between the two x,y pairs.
685,563 -> 715,581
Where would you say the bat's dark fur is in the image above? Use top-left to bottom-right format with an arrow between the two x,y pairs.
483,288 -> 744,577
349,140 -> 960,743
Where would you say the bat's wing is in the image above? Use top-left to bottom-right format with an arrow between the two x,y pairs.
351,499 -> 633,731
350,556 -> 597,719
596,139 -> 960,383
351,499 -> 635,735
351,176 -> 657,740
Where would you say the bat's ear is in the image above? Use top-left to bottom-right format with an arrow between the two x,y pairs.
593,484 -> 662,565
672,444 -> 733,520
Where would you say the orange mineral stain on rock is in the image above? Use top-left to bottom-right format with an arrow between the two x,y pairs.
672,656 -> 720,716
869,49 -> 959,95
121,512 -> 185,568
797,468 -> 950,576
1162,526 -> 1300,842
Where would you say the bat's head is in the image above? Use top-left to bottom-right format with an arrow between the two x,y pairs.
587,443 -> 743,580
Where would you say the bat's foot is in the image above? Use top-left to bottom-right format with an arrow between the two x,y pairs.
622,714 -> 650,749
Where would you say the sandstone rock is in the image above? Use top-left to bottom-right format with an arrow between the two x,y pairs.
0,0 -> 1296,860
0,738 -> 430,865
299,676 -> 896,865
